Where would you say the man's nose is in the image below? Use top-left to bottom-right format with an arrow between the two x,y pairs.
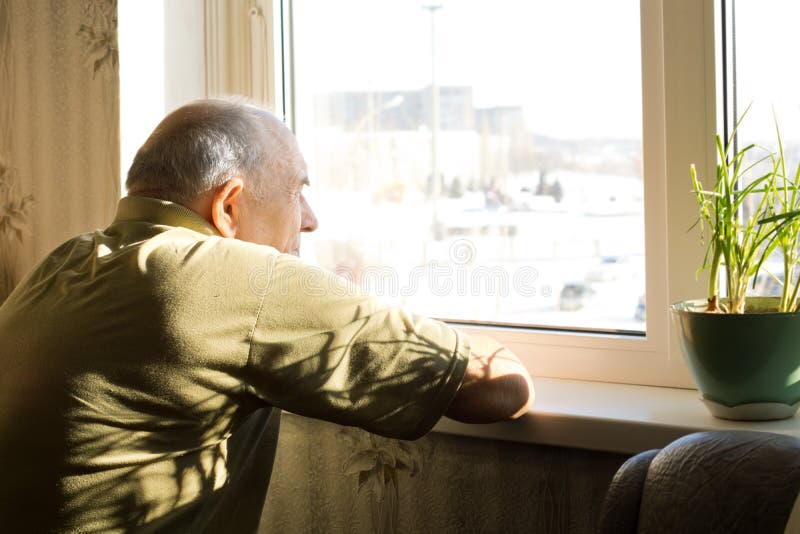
301,197 -> 318,233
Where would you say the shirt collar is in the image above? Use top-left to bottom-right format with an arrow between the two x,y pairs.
112,196 -> 221,237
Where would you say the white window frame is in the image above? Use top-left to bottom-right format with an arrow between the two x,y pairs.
238,0 -> 719,389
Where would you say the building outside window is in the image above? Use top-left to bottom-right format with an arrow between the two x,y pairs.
291,0 -> 646,334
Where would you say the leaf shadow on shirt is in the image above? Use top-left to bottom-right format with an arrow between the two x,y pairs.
1,365 -> 280,533
246,329 -> 462,441
2,326 -> 460,532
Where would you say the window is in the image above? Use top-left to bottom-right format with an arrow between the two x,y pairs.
290,1 -> 647,334
273,0 -> 716,388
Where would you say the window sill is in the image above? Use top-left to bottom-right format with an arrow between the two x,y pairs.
433,377 -> 800,455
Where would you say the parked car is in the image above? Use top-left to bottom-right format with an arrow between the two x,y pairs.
559,282 -> 596,311
635,294 -> 646,322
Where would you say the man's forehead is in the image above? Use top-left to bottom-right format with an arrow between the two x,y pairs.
280,149 -> 308,188
293,168 -> 310,186
256,116 -> 308,187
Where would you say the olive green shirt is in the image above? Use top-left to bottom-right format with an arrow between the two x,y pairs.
0,196 -> 470,533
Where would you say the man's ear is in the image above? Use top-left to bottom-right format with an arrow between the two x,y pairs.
210,178 -> 245,238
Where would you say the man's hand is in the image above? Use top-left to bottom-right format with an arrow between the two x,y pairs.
444,333 -> 535,424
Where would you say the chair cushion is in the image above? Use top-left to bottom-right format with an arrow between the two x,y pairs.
636,431 -> 800,533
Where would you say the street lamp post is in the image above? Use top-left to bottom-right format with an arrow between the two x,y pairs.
423,4 -> 442,238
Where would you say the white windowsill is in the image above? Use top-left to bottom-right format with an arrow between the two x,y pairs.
433,377 -> 800,455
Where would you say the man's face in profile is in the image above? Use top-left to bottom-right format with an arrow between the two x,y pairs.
237,131 -> 318,255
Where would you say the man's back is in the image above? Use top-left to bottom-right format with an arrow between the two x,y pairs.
0,198 -> 277,531
0,196 -> 471,532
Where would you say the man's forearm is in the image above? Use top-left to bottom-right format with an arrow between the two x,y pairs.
444,333 -> 535,424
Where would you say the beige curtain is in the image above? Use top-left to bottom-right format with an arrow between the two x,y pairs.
0,0 -> 119,302
262,414 -> 627,534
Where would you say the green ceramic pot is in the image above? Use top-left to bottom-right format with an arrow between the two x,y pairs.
671,297 -> 800,420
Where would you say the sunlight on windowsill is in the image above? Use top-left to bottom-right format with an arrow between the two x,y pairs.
433,378 -> 800,454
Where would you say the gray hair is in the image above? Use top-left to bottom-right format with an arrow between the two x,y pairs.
126,99 -> 294,204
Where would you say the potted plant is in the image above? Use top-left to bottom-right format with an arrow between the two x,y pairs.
671,112 -> 800,420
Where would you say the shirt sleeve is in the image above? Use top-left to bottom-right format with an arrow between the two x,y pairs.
243,253 -> 470,440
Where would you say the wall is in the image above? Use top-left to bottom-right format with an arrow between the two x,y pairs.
164,1 -> 206,113
118,0 -> 206,189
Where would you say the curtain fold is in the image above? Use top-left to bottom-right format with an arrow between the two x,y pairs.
0,0 -> 119,303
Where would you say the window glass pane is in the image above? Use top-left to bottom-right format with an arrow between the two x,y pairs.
729,1 -> 800,148
727,1 -> 800,294
292,0 -> 645,332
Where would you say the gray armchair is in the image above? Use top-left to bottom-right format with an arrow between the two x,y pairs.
598,431 -> 800,534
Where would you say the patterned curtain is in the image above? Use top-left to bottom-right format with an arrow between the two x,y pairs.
262,414 -> 628,534
0,0 -> 119,303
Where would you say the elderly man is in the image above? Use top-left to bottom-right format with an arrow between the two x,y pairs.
0,100 -> 533,533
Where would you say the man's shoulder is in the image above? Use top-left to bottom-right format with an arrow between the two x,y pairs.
160,227 -> 282,263
123,226 -> 284,285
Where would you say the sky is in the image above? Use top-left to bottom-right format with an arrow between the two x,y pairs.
731,1 -> 800,147
116,0 -> 800,171
292,0 -> 643,140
